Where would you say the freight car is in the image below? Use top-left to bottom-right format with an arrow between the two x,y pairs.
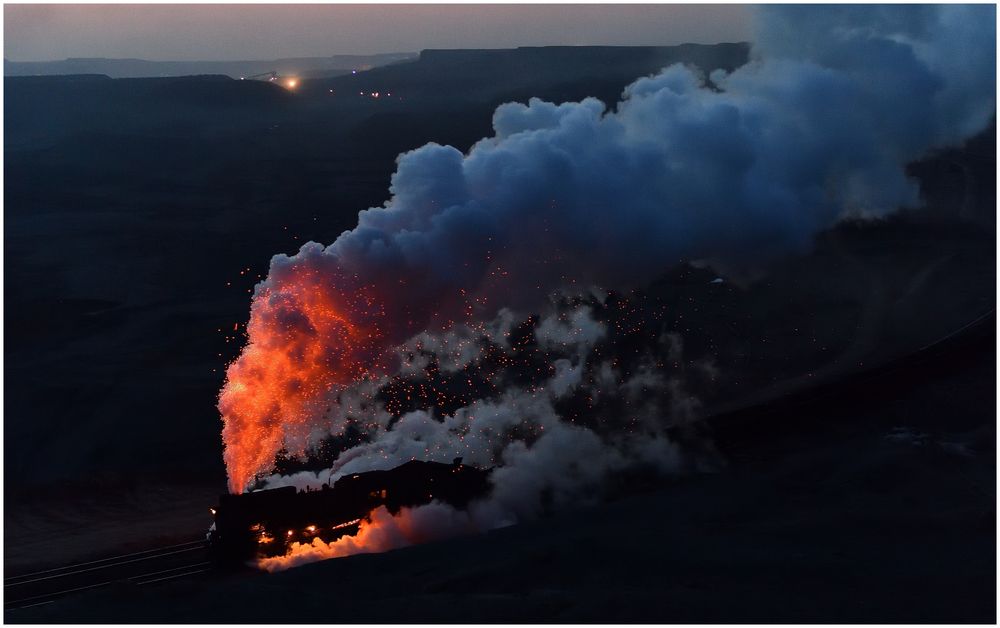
208,458 -> 491,562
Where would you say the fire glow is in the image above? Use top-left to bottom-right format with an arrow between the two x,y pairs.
219,262 -> 388,493
256,505 -> 474,572
256,508 -> 405,571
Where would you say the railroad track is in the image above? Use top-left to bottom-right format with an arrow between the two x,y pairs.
4,539 -> 211,611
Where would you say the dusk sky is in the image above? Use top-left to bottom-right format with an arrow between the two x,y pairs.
4,4 -> 752,62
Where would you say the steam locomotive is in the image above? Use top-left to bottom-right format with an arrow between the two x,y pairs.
208,458 -> 491,562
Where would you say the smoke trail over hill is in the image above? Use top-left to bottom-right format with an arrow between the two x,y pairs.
220,5 -> 995,494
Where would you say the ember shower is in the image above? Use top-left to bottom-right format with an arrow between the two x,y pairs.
220,5 -> 995,499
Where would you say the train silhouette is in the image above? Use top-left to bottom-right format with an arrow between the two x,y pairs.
208,459 -> 491,562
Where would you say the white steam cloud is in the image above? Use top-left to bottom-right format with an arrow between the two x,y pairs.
243,5 -> 994,568
269,4 -> 994,348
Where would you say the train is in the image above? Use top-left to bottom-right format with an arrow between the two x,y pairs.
207,458 -> 491,562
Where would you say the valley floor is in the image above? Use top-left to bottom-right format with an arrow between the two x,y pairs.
10,327 -> 994,623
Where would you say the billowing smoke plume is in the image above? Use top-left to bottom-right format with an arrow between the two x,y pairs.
220,5 -> 995,494
256,297 -> 718,571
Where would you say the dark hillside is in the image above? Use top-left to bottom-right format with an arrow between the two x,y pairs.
5,45 -> 757,497
11,312 -> 994,622
305,43 -> 750,105
3,46 -> 994,608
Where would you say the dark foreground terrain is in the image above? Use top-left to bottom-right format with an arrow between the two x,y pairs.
4,43 -> 995,621
9,312 -> 994,622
